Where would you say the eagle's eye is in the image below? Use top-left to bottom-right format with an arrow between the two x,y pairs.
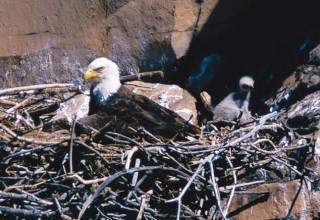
242,85 -> 249,89
95,67 -> 104,72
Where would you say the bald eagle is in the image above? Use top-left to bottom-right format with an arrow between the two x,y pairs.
77,57 -> 200,138
212,76 -> 254,124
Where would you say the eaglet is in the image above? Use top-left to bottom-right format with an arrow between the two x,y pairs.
212,76 -> 254,124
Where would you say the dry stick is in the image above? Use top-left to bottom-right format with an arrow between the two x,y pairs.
105,132 -> 144,150
126,196 -> 165,217
225,111 -> 278,148
128,159 -> 142,212
2,140 -> 67,162
219,182 -> 266,194
0,190 -> 53,206
224,156 -> 237,217
120,70 -> 164,82
163,152 -> 194,176
209,157 -> 227,220
125,147 -> 139,170
0,123 -> 69,145
78,166 -> 164,219
250,140 -> 308,154
16,113 -> 35,129
132,159 -> 141,188
182,113 -> 278,155
269,155 -> 313,182
137,190 -> 153,220
65,174 -> 107,185
197,169 -> 205,216
15,189 -> 53,206
0,83 -> 75,96
5,173 -> 73,190
74,140 -> 109,164
69,117 -> 77,174
0,135 -> 10,141
0,205 -> 56,218
227,124 -> 282,137
0,99 -> 17,105
6,94 -> 36,113
53,196 -> 64,217
166,160 -> 205,220
128,126 -> 162,143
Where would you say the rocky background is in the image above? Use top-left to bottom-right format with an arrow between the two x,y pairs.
0,0 -> 320,219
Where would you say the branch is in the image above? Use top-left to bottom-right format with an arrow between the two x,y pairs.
0,83 -> 76,96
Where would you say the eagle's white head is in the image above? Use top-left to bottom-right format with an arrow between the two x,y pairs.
239,76 -> 254,92
84,57 -> 121,102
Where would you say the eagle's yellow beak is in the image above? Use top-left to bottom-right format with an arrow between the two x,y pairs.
84,68 -> 101,80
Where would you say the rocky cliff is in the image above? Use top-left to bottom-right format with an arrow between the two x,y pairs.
0,0 -> 320,219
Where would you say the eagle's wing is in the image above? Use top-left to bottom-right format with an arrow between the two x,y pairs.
77,86 -> 200,138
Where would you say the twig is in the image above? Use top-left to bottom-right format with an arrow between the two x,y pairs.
69,116 -> 77,173
6,95 -> 36,113
105,132 -> 145,150
209,158 -> 226,219
0,123 -> 70,145
132,159 -> 141,188
249,140 -> 308,154
137,190 -> 153,220
224,156 -> 237,217
125,147 -> 139,170
121,70 -> 164,82
166,160 -> 205,220
65,173 -> 107,185
0,190 -> 53,206
0,83 -> 76,96
73,140 -> 109,165
226,112 -> 278,147
219,180 -> 265,192
79,166 -> 164,219
269,155 -> 313,182
0,99 -> 17,105
0,205 -> 56,218
2,140 -> 67,162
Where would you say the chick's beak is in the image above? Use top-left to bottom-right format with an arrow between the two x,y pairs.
84,68 -> 101,80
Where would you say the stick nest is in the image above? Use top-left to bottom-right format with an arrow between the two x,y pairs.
0,84 -> 316,220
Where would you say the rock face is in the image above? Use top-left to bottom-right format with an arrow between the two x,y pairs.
265,64 -> 320,135
267,64 -> 320,111
0,0 -> 217,89
229,180 -> 320,219
284,91 -> 320,134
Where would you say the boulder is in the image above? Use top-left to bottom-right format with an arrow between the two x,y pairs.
228,179 -> 320,219
266,64 -> 320,111
309,44 -> 320,64
282,91 -> 320,135
124,81 -> 198,125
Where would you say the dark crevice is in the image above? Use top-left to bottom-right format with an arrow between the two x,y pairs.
167,0 -> 320,117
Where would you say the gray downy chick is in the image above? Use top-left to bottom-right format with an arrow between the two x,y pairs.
212,76 -> 254,124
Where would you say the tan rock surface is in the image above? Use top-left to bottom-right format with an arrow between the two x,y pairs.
125,81 -> 198,125
0,0 -> 219,89
229,180 -> 320,219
